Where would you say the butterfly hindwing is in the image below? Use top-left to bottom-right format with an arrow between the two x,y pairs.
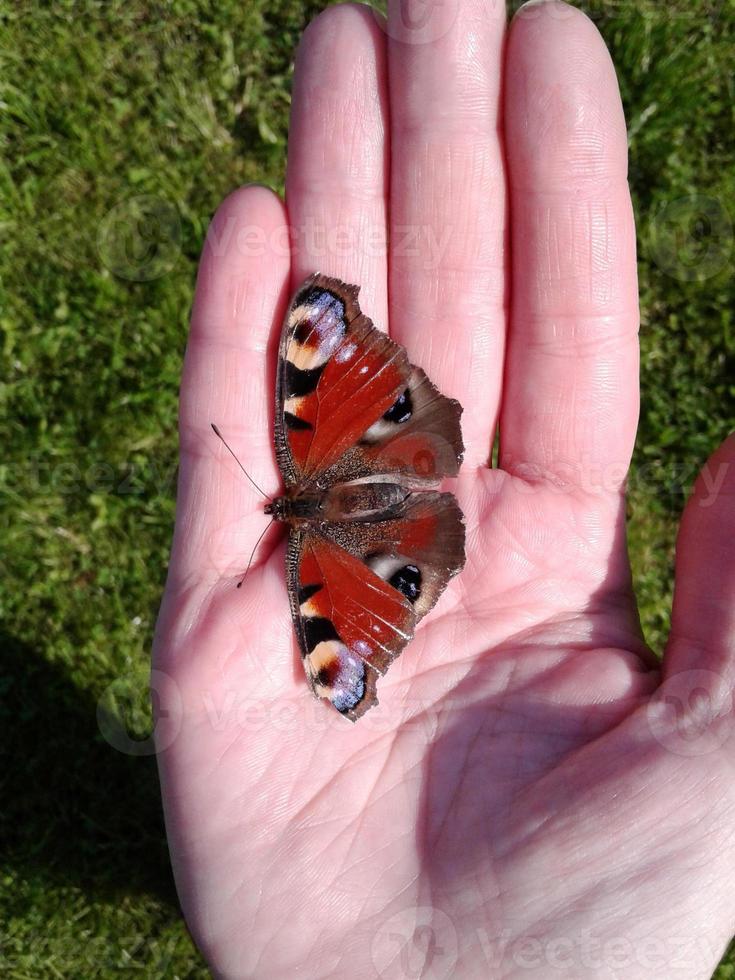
287,529 -> 390,722
286,491 -> 465,722
275,274 -> 464,488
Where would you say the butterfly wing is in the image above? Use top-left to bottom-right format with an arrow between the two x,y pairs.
287,492 -> 465,721
274,273 -> 464,489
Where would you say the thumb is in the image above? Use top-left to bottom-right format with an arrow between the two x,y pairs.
664,433 -> 735,688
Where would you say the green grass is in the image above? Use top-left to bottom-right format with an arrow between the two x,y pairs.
0,0 -> 733,975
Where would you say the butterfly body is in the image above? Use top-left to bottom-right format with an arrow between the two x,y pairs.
269,273 -> 467,722
264,481 -> 410,524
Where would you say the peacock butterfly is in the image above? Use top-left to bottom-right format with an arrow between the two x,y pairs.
264,273 -> 466,722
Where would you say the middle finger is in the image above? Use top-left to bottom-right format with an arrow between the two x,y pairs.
387,0 -> 507,468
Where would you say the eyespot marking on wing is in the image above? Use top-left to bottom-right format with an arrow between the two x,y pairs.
388,564 -> 422,604
286,289 -> 347,371
306,640 -> 366,714
364,553 -> 423,606
383,388 -> 413,424
360,388 -> 414,444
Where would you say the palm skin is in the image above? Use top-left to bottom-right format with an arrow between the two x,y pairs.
154,2 -> 735,978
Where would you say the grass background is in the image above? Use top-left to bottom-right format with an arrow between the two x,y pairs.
0,0 -> 733,975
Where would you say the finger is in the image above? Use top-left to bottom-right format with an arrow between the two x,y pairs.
173,185 -> 291,586
665,434 -> 735,687
286,3 -> 389,328
387,0 -> 507,468
501,1 -> 639,493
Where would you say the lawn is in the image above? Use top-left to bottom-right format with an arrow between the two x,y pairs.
0,0 -> 733,976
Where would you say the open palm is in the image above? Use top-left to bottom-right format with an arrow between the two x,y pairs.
154,3 -> 735,977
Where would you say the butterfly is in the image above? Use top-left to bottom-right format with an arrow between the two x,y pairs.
264,273 -> 466,722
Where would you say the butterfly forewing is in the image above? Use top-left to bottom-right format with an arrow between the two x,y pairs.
275,274 -> 463,489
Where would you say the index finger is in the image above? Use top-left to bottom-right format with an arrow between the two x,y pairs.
172,186 -> 291,587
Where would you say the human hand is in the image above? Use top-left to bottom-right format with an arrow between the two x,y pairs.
153,2 -> 735,977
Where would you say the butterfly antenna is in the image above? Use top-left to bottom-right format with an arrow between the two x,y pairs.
210,423 -> 268,499
236,517 -> 275,589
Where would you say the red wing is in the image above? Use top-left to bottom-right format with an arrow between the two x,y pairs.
274,274 -> 464,489
285,492 -> 465,722
287,529 -> 416,722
